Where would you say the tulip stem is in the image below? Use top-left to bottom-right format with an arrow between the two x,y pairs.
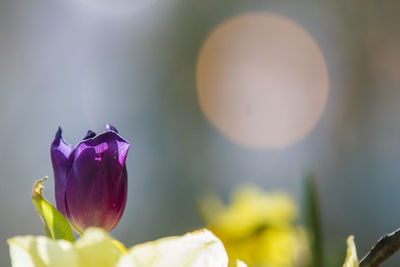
359,228 -> 400,267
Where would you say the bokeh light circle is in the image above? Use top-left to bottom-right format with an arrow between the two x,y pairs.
196,13 -> 329,149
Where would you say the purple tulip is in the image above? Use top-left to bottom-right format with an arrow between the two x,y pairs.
50,124 -> 130,234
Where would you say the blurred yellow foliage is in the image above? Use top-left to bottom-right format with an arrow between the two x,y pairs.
199,185 -> 309,267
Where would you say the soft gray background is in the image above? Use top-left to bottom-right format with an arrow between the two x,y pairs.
1,0 -> 400,266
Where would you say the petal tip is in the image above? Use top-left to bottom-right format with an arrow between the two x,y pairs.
52,127 -> 66,147
55,127 -> 62,139
53,127 -> 72,147
106,124 -> 118,133
83,130 -> 96,140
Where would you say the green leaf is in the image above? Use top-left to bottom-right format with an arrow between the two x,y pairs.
302,174 -> 323,267
32,177 -> 74,242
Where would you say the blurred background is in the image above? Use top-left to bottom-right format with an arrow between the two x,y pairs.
1,0 -> 400,266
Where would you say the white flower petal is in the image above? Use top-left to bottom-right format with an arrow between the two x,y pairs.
117,229 -> 228,267
8,236 -> 77,267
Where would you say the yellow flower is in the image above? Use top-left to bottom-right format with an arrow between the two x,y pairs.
8,228 -> 247,267
199,185 -> 309,267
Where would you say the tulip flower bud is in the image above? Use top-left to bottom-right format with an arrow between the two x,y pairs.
50,124 -> 130,234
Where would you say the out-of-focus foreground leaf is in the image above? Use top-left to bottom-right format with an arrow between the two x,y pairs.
303,174 -> 323,267
8,228 -> 242,267
343,236 -> 359,267
32,177 -> 74,242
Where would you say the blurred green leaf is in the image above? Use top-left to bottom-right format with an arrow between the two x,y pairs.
32,177 -> 74,242
303,174 -> 323,267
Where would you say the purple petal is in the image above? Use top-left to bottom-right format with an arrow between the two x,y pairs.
106,124 -> 118,133
83,130 -> 96,140
50,127 -> 73,216
65,131 -> 130,233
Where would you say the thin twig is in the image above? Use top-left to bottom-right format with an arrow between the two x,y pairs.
359,228 -> 400,267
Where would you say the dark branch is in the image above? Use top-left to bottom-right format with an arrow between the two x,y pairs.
359,228 -> 400,267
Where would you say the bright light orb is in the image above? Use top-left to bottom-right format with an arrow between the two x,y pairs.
196,13 -> 329,150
